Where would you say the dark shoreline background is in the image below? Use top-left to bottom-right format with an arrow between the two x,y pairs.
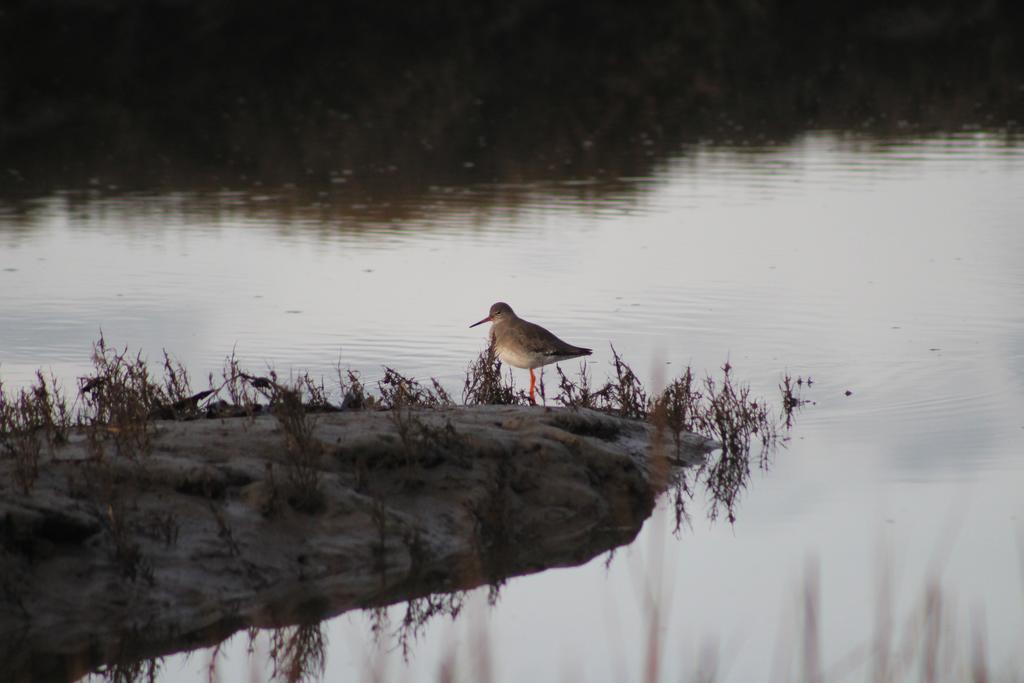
2,0 -> 1022,194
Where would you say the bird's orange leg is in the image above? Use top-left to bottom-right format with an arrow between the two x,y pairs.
528,369 -> 537,405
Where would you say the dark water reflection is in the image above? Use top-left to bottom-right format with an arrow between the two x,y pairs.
3,1 -> 1023,199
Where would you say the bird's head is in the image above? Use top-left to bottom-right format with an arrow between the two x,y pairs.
470,301 -> 515,328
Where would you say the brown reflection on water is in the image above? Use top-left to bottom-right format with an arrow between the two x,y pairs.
3,131 -> 1022,243
0,178 -> 656,240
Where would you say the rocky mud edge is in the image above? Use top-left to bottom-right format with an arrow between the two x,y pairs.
0,405 -> 715,681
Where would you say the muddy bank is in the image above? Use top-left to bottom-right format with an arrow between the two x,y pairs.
0,405 -> 714,682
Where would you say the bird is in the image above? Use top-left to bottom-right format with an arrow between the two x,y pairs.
469,302 -> 592,405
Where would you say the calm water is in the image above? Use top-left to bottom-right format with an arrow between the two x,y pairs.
3,131 -> 1024,680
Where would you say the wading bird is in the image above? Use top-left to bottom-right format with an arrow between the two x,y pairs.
470,302 -> 592,405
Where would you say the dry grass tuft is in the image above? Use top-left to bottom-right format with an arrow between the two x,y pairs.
1,376 -> 58,493
378,367 -> 454,409
219,350 -> 265,417
603,345 -> 649,419
148,351 -> 215,420
462,343 -> 527,406
337,367 -> 372,410
78,336 -> 164,460
553,361 -> 603,410
0,371 -> 73,494
268,378 -> 327,514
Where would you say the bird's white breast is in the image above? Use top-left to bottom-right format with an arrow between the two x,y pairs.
495,342 -> 539,369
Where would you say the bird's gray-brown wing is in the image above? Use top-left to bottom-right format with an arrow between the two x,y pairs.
515,320 -> 592,358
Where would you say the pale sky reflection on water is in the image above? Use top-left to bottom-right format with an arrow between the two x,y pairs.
3,131 -> 1024,681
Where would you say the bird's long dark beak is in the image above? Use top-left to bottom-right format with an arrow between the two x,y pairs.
469,315 -> 491,328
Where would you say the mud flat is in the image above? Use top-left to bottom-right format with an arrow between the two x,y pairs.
0,405 -> 714,682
